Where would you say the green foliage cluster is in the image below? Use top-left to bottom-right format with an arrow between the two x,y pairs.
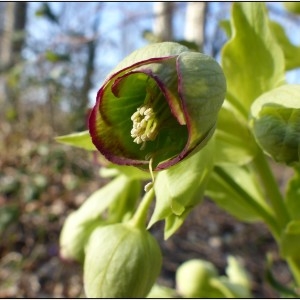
58,2 -> 300,298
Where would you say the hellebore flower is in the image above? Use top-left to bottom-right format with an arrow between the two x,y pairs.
89,42 -> 226,171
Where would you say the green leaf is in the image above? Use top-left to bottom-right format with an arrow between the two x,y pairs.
100,164 -> 152,181
35,3 -> 59,23
60,175 -> 137,262
280,220 -> 300,259
206,165 -> 272,222
45,50 -> 70,63
284,2 -> 300,15
286,167 -> 300,220
149,139 -> 214,239
280,220 -> 300,258
250,84 -> 300,165
270,21 -> 300,71
55,130 -> 96,151
214,101 -> 258,165
219,19 -> 232,38
221,2 -> 285,114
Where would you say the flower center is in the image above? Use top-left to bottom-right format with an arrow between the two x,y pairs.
130,89 -> 169,149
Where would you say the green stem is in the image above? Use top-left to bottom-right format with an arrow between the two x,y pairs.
214,166 -> 281,240
251,150 -> 290,231
128,187 -> 155,229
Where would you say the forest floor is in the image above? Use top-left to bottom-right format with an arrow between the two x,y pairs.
0,117 -> 294,298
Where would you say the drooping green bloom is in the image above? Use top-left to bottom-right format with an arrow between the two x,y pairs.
89,42 -> 226,171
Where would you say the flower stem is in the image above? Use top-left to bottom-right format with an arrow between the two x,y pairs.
251,150 -> 290,231
128,187 -> 155,229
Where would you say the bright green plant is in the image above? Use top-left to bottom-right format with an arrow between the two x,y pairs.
57,2 -> 300,298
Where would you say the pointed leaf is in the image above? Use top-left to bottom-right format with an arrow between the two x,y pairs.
222,3 -> 285,113
214,101 -> 258,165
205,165 -> 272,222
270,21 -> 300,71
56,130 -> 96,151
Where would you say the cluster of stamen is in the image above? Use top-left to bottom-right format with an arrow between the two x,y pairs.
130,105 -> 159,147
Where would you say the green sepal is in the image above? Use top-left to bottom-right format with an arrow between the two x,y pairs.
84,223 -> 162,298
55,130 -> 96,151
176,259 -> 222,298
148,138 -> 214,239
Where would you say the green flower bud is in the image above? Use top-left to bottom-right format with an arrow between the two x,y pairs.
84,223 -> 162,298
250,85 -> 300,165
176,259 -> 220,298
89,42 -> 226,171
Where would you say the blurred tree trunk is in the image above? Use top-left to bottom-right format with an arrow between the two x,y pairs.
73,13 -> 100,131
0,2 -> 28,121
0,2 -> 27,69
184,2 -> 207,51
153,2 -> 174,41
74,38 -> 96,131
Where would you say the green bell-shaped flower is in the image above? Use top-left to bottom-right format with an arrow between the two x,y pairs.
250,84 -> 300,165
89,42 -> 226,171
84,223 -> 162,298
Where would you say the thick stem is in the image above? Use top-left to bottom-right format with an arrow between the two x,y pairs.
251,150 -> 290,231
128,187 -> 155,229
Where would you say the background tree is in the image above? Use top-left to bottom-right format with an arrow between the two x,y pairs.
184,2 -> 206,51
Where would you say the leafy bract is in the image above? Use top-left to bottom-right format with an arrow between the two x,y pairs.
250,84 -> 300,165
148,139 -> 214,239
214,101 -> 258,165
55,130 -> 96,151
270,21 -> 300,71
205,165 -> 272,223
280,220 -> 300,258
222,2 -> 285,114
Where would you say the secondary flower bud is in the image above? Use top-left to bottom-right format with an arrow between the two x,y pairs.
84,223 -> 162,298
89,42 -> 226,171
176,259 -> 219,298
250,84 -> 300,165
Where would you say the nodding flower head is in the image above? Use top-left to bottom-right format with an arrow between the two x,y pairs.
89,42 -> 226,171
